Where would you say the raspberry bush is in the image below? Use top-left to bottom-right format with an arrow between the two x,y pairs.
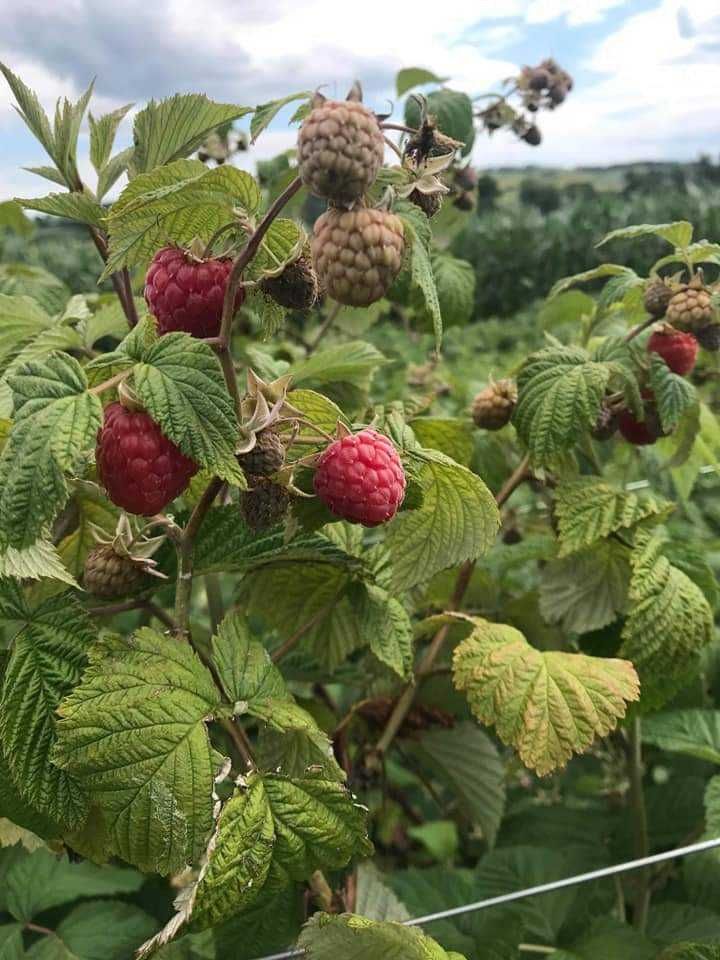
0,59 -> 719,960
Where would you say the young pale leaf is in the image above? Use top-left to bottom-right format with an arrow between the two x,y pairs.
553,477 -> 673,557
596,221 -> 694,250
385,448 -> 499,592
54,629 -> 221,874
298,912 -> 460,960
133,333 -> 243,485
131,94 -> 252,173
642,710 -> 720,765
514,346 -> 611,464
89,104 -> 133,173
396,67 -> 449,97
452,615 -> 639,775
649,354 -> 698,432
251,92 -> 312,143
431,253 -> 475,327
0,353 -> 101,551
0,63 -> 55,161
410,417 -> 474,467
0,589 -> 93,828
414,722 -> 506,847
17,192 -> 105,228
620,531 -> 714,710
103,160 -> 260,277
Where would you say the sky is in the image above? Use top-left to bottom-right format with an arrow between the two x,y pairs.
0,0 -> 719,201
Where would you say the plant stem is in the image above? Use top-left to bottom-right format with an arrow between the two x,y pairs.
375,454 -> 531,755
205,574 -> 224,633
142,601 -> 177,632
624,315 -> 655,343
174,478 -> 224,640
89,369 -> 131,396
307,302 -> 342,355
380,122 -> 419,135
627,716 -> 651,931
219,717 -> 255,768
25,922 -> 54,937
217,176 -> 303,351
519,946 -> 555,956
271,606 -> 332,663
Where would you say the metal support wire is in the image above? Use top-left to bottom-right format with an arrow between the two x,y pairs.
252,836 -> 720,960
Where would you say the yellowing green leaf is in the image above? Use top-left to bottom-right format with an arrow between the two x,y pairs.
620,531 -> 715,710
452,616 -> 639,775
298,912 -> 458,960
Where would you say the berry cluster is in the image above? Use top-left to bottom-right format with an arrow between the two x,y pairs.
518,59 -> 574,111
298,88 -> 405,307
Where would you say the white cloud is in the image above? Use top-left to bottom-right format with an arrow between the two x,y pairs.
525,0 -> 629,26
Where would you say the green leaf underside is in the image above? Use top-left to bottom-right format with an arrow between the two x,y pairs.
642,710 -> 720,764
54,629 -> 220,874
0,588 -> 94,828
539,541 -> 629,634
452,616 -> 639,775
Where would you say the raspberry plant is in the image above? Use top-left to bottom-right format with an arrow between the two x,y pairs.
0,59 -> 719,960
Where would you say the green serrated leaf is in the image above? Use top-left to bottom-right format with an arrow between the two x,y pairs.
89,104 -> 133,173
103,160 -> 260,277
251,92 -> 311,143
548,263 -> 632,300
0,63 -> 55,163
0,263 -> 69,315
396,68 -> 449,97
298,912 -> 459,960
0,293 -> 53,374
0,537 -> 77,586
291,341 -> 387,389
357,585 -> 414,678
452,615 -> 639,775
642,710 -> 720,764
431,253 -> 475,328
410,417 -> 473,467
414,723 -> 505,847
405,88 -> 473,149
0,589 -> 93,828
597,221 -> 694,249
0,353 -> 101,551
385,448 -> 499,592
620,530 -> 715,710
131,94 -> 252,174
540,540 -> 630,634
553,477 -> 673,557
17,192 -> 104,227
133,333 -> 243,484
54,628 -> 220,873
405,220 -> 442,352
97,146 -> 135,203
649,354 -> 698,432
514,346 -> 611,464
0,201 -> 33,238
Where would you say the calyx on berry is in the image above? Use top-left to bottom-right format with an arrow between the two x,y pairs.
83,515 -> 167,599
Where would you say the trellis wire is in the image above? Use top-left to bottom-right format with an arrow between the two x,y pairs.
252,836 -> 720,960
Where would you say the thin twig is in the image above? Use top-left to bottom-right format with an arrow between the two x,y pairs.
624,315 -> 655,343
375,453 -> 531,756
88,369 -> 131,396
25,922 -> 54,937
174,478 -> 224,640
307,302 -> 342,355
219,717 -> 255,768
142,601 -> 177,632
380,122 -> 419,135
205,574 -> 225,634
627,717 -> 651,931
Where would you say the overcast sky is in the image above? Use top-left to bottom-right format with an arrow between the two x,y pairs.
0,0 -> 719,201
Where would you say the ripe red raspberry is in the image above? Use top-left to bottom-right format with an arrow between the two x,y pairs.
313,429 -> 406,527
144,247 -> 244,338
96,402 -> 198,515
617,401 -> 663,447
647,327 -> 698,375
